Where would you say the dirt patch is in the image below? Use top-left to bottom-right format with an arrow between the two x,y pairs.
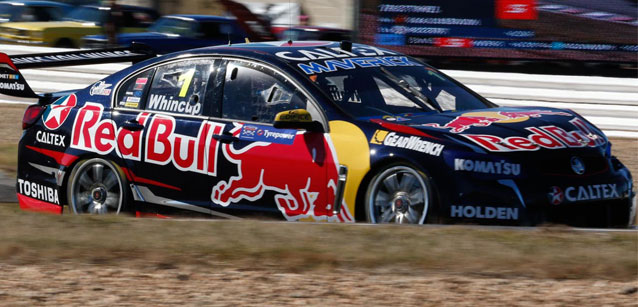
0,205 -> 636,281
0,103 -> 27,146
0,204 -> 636,305
612,137 -> 638,188
0,264 -> 636,306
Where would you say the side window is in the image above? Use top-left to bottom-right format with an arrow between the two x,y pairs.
128,10 -> 155,27
48,7 -> 64,21
221,61 -> 308,123
116,69 -> 154,109
199,22 -> 222,39
146,59 -> 214,116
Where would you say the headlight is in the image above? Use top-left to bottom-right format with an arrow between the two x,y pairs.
604,141 -> 612,158
0,27 -> 18,36
29,30 -> 44,39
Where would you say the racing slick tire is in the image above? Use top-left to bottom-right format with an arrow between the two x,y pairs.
365,164 -> 431,224
67,158 -> 129,214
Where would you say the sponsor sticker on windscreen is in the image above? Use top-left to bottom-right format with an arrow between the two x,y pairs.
239,124 -> 296,145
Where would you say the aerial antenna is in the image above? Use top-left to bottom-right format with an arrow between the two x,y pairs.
287,0 -> 293,45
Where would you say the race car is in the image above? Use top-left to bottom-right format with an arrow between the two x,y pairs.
2,41 -> 635,227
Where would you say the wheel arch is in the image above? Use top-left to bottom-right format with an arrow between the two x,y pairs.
354,156 -> 442,223
54,37 -> 76,48
59,151 -> 130,207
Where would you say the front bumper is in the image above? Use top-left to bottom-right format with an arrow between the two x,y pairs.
0,36 -> 48,46
440,165 -> 634,228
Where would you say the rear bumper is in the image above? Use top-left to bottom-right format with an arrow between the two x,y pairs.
17,193 -> 63,214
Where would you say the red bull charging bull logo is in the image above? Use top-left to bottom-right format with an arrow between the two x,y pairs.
211,124 -> 354,222
424,110 -> 572,133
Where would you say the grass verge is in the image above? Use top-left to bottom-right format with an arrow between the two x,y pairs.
0,204 -> 635,281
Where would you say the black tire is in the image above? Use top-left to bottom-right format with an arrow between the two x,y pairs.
66,158 -> 128,214
365,164 -> 431,224
54,38 -> 75,48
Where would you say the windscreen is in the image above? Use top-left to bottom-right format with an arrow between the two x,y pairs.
0,4 -> 22,22
307,63 -> 490,119
148,17 -> 194,35
63,7 -> 105,24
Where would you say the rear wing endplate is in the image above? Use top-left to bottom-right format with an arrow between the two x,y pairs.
0,43 -> 155,98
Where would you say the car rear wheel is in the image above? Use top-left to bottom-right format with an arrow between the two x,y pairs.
67,158 -> 128,214
54,38 -> 75,48
365,164 -> 430,224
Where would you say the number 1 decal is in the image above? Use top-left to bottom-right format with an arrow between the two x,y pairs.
178,69 -> 195,97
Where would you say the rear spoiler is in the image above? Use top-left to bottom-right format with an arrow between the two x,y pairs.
0,43 -> 155,98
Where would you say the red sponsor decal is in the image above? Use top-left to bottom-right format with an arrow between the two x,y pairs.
433,38 -> 473,48
26,145 -> 78,167
71,103 -> 225,175
425,110 -> 572,133
17,193 -> 63,214
462,118 -> 605,152
496,0 -> 537,20
121,167 -> 181,191
133,77 -> 148,90
0,53 -> 18,71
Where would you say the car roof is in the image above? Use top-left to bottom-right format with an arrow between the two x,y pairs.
163,14 -> 236,22
286,26 -> 350,33
0,0 -> 72,7
165,41 -> 394,66
80,4 -> 156,11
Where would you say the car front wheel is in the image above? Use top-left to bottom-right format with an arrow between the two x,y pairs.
67,158 -> 128,214
365,164 -> 430,224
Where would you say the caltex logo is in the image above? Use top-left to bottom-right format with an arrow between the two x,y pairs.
548,186 -> 564,205
43,94 -> 77,130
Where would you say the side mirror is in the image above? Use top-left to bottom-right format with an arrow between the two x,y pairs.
273,109 -> 324,132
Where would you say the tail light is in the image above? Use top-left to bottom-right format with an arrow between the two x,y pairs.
22,104 -> 44,130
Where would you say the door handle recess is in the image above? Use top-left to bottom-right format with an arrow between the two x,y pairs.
122,120 -> 144,131
212,134 -> 238,143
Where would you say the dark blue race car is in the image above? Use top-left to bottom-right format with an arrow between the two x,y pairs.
2,41 -> 635,227
82,15 -> 248,54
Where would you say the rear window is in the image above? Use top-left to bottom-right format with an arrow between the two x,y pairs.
116,69 -> 154,109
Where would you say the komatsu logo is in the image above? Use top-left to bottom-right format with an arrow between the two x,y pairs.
0,81 -> 24,91
454,159 -> 521,176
